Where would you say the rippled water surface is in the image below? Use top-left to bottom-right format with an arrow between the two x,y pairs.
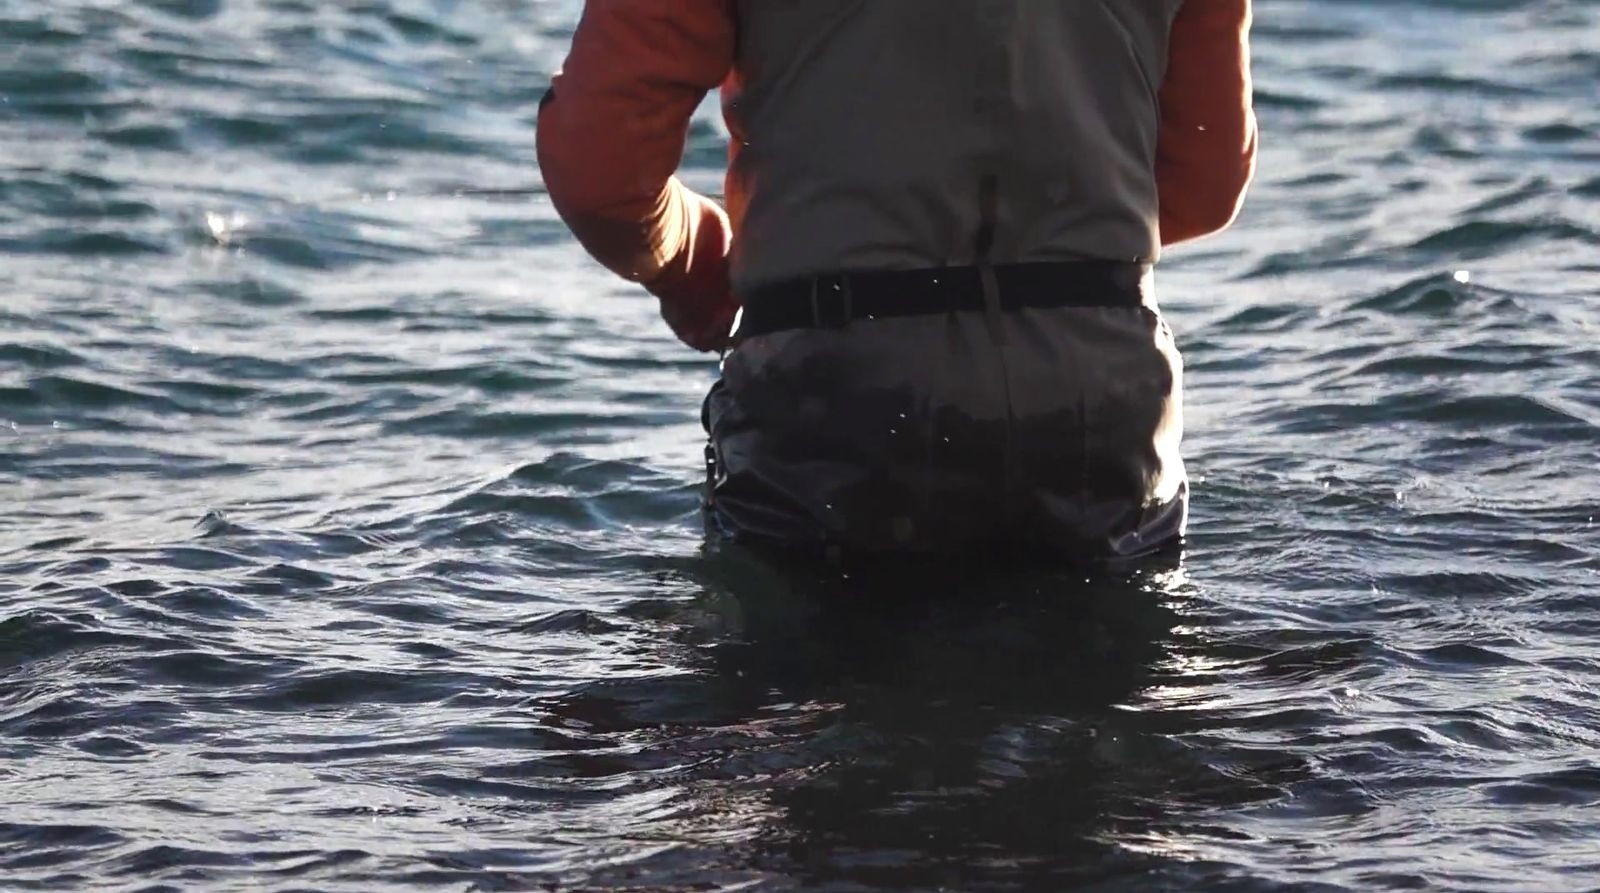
3,1 -> 1599,890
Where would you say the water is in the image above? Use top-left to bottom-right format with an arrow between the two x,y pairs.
2,0 -> 1597,889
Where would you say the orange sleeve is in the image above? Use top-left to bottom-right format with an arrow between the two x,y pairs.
535,0 -> 735,306
1157,0 -> 1259,246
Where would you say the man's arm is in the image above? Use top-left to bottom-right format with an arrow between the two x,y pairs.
535,0 -> 737,350
1157,0 -> 1258,246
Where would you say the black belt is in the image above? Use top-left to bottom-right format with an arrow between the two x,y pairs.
734,261 -> 1149,339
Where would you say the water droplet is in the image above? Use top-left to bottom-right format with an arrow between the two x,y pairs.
1453,270 -> 1471,283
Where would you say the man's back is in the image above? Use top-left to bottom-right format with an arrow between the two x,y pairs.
726,0 -> 1181,290
538,0 -> 1254,327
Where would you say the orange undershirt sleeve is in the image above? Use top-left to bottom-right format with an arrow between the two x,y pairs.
536,0 -> 736,347
1157,0 -> 1259,246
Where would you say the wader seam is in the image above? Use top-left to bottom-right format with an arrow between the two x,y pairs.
929,281 -> 964,534
1075,314 -> 1093,541
974,174 -> 1018,532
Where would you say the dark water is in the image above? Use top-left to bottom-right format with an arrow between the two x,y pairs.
3,0 -> 1599,890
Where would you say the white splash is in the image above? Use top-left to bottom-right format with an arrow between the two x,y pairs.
205,210 -> 248,246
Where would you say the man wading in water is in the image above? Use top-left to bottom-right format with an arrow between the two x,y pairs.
538,1 -> 1256,562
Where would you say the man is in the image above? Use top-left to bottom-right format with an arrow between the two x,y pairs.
538,1 -> 1256,562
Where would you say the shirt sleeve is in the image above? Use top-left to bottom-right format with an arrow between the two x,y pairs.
535,0 -> 736,299
1156,0 -> 1259,246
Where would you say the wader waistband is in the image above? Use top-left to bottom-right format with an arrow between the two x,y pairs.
734,261 -> 1150,339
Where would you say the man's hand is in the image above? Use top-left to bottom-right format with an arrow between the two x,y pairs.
647,193 -> 738,352
658,292 -> 738,352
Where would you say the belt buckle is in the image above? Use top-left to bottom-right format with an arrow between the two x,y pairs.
809,275 -> 854,329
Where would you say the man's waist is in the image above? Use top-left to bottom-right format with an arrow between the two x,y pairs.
734,261 -> 1151,339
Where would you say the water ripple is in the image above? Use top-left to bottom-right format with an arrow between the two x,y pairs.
1,0 -> 1598,890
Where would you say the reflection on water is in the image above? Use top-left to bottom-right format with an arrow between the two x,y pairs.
538,549 -> 1292,888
